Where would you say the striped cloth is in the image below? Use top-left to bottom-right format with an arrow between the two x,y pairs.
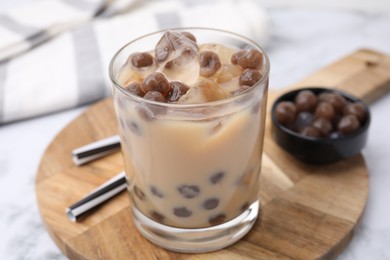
0,0 -> 268,124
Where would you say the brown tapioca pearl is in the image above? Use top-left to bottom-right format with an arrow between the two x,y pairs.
295,90 -> 318,112
150,211 -> 165,223
315,102 -> 335,120
141,92 -> 167,117
299,126 -> 321,138
141,72 -> 170,96
294,112 -> 314,131
338,114 -> 360,134
124,82 -> 145,97
143,91 -> 166,102
133,186 -> 145,200
203,198 -> 219,210
318,92 -> 346,113
312,117 -> 333,137
343,102 -> 366,123
199,51 -> 222,77
173,207 -> 192,218
127,120 -> 142,135
234,49 -> 263,70
275,101 -> 296,126
129,52 -> 154,68
181,31 -> 196,42
167,81 -> 190,102
239,69 -> 262,87
150,186 -> 164,198
209,213 -> 226,226
231,50 -> 246,65
210,171 -> 225,185
178,185 -> 200,199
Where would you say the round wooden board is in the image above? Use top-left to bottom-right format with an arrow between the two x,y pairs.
36,49 -> 390,259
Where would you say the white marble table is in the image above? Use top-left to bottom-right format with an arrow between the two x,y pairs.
1,2 -> 390,260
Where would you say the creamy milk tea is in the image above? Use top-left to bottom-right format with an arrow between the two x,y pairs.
109,29 -> 269,253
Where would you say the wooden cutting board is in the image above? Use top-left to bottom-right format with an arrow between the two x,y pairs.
36,49 -> 390,259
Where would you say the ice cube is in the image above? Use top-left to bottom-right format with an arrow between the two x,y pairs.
215,64 -> 242,83
178,79 -> 228,104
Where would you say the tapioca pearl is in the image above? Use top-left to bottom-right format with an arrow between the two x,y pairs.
312,117 -> 333,137
143,91 -> 166,102
231,50 -> 246,65
141,72 -> 170,96
294,111 -> 314,131
203,198 -> 219,210
150,211 -> 165,223
129,52 -> 154,68
167,81 -> 190,102
315,102 -> 335,121
173,207 -> 192,218
150,186 -> 164,198
318,92 -> 346,113
210,171 -> 225,185
199,51 -> 222,77
178,185 -> 200,199
133,186 -> 146,200
343,102 -> 366,123
295,90 -> 318,112
275,101 -> 296,126
300,126 -> 321,138
235,49 -> 263,70
239,69 -> 262,87
124,82 -> 145,97
209,213 -> 226,226
338,114 -> 360,134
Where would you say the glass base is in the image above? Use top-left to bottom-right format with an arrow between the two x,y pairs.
132,200 -> 260,253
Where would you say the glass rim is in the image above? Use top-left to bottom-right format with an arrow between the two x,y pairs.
108,27 -> 270,108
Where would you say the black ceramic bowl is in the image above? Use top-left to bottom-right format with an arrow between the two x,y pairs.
271,87 -> 371,164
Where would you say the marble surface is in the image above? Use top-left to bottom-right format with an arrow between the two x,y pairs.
1,2 -> 390,260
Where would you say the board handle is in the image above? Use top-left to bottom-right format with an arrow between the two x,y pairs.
287,49 -> 390,105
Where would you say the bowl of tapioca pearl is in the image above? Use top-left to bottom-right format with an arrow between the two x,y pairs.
271,87 -> 370,164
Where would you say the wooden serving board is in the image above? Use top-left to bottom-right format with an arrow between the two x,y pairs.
36,49 -> 390,259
